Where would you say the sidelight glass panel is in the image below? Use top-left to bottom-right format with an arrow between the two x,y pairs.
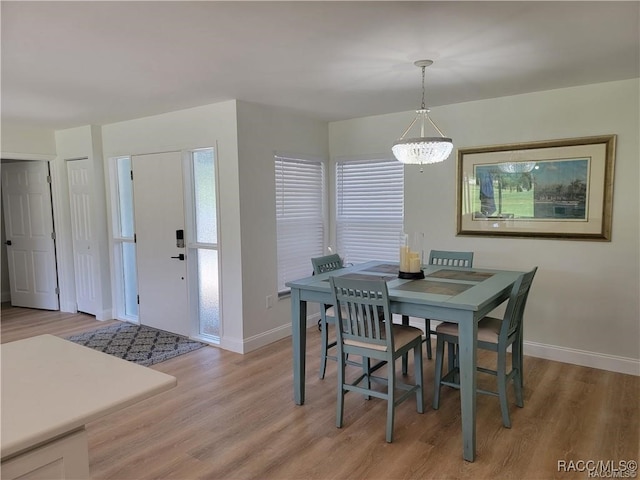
191,148 -> 220,340
122,241 -> 138,317
193,149 -> 217,244
197,248 -> 219,337
116,157 -> 134,238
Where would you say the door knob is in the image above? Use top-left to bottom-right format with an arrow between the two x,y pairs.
170,254 -> 185,261
4,240 -> 11,246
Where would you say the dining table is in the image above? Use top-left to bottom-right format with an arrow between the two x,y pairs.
286,260 -> 524,462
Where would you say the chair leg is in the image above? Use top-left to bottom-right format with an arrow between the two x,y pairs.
497,348 -> 512,428
319,315 -> 329,379
433,336 -> 445,409
336,350 -> 345,429
363,356 -> 371,400
424,319 -> 433,360
414,343 -> 424,413
401,315 -> 409,375
519,331 -> 525,388
447,342 -> 457,382
386,360 -> 396,443
512,339 -> 524,408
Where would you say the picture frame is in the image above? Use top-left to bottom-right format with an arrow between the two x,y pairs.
456,135 -> 616,240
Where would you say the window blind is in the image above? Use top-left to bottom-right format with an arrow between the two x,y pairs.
336,158 -> 404,265
275,156 -> 325,293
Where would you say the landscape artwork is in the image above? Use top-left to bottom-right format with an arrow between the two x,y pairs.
471,158 -> 590,221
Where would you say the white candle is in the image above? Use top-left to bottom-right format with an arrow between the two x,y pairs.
409,253 -> 420,273
400,246 -> 411,272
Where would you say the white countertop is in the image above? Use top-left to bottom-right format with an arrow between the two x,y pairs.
1,334 -> 177,459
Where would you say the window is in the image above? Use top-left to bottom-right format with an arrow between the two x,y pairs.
275,155 -> 325,294
335,157 -> 404,264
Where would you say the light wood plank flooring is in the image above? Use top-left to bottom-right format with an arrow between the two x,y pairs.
1,303 -> 638,479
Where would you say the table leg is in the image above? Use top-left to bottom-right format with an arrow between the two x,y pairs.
291,288 -> 307,405
457,316 -> 478,462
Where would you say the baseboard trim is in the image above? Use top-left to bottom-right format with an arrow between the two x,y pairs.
524,340 -> 640,376
231,315 -> 639,377
239,313 -> 321,354
95,309 -> 112,321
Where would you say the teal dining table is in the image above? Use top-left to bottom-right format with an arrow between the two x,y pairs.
286,260 -> 524,462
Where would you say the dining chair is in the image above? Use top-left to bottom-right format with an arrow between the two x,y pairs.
423,250 -> 474,360
329,276 -> 424,443
311,253 -> 345,379
432,267 -> 537,428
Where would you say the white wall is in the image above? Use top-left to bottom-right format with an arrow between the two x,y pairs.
235,101 -> 329,349
101,101 -> 245,352
1,124 -> 56,158
329,79 -> 640,375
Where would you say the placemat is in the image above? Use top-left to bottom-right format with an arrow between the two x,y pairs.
365,263 -> 400,274
395,279 -> 473,296
426,269 -> 494,282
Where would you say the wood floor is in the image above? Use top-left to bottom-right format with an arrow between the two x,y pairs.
1,303 -> 638,480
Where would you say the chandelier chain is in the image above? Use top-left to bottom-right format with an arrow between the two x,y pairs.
421,66 -> 426,110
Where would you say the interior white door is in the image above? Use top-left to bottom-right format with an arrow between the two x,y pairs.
132,152 -> 189,336
1,161 -> 59,310
66,158 -> 97,315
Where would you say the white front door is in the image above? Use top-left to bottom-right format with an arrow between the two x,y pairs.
1,161 -> 59,310
132,152 -> 189,336
67,158 -> 97,315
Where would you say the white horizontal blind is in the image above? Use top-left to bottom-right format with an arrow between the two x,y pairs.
336,158 -> 404,265
275,155 -> 325,293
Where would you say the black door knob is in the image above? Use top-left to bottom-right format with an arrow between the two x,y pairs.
4,240 -> 11,246
170,253 -> 185,261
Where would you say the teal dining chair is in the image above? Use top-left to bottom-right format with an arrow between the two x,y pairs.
424,250 -> 474,360
432,267 -> 538,428
329,276 -> 424,442
311,254 -> 345,379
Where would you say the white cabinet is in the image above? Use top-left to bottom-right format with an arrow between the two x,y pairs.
1,429 -> 89,480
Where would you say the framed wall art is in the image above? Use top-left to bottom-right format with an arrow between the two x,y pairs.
456,135 -> 616,240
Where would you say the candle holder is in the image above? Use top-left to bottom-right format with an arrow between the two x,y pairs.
398,232 -> 425,279
398,270 -> 425,279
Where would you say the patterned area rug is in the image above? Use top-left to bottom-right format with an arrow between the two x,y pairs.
65,323 -> 207,366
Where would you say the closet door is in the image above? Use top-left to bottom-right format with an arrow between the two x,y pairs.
67,158 -> 98,315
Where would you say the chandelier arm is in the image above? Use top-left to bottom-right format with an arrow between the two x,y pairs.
426,114 -> 447,138
398,114 -> 419,140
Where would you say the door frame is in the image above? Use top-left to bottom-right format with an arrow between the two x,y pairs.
106,147 -> 222,343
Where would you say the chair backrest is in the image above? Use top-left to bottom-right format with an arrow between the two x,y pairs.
329,276 -> 392,352
429,250 -> 474,268
311,253 -> 344,275
501,267 -> 538,340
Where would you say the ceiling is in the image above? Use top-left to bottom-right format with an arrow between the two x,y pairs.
2,1 -> 638,131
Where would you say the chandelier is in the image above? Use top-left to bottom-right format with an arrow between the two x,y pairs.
392,60 -> 453,169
